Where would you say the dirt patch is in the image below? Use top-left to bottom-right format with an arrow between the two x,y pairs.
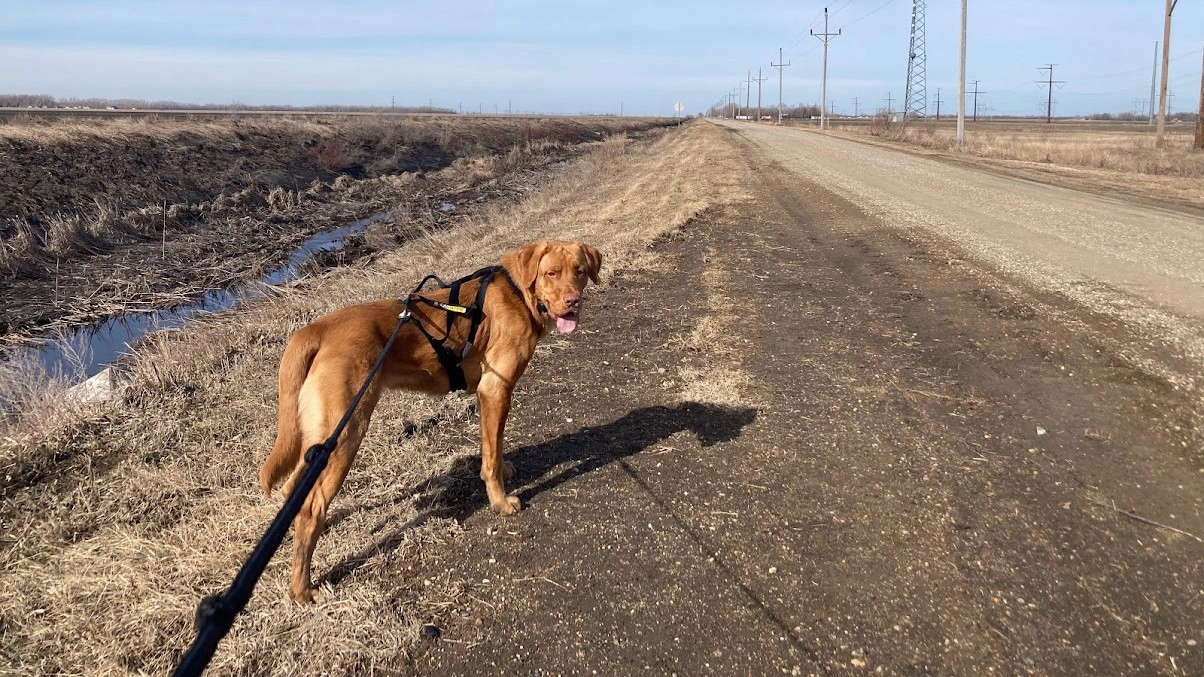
407,163 -> 1201,674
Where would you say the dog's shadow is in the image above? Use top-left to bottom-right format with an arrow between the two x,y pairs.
321,401 -> 758,587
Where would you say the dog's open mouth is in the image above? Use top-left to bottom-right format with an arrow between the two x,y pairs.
554,312 -> 579,334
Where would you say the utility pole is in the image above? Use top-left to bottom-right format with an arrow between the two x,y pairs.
745,70 -> 754,117
1196,48 -> 1204,149
772,48 -> 790,124
508,99 -> 512,115
934,88 -> 941,121
884,92 -> 893,115
391,96 -> 395,111
957,0 -> 966,147
852,97 -> 860,117
1150,41 -> 1159,125
970,80 -> 986,122
1037,65 -> 1065,124
754,68 -> 768,122
811,7 -> 841,129
1155,0 -> 1177,147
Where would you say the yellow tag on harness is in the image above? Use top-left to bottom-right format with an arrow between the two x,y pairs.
436,302 -> 469,314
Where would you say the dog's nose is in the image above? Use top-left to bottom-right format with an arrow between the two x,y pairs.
564,295 -> 581,310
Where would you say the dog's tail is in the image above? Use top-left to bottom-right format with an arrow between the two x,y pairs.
259,327 -> 321,497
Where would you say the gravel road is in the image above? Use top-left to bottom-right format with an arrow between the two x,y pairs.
722,121 -> 1204,387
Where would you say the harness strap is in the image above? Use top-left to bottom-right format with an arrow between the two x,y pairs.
407,266 -> 526,393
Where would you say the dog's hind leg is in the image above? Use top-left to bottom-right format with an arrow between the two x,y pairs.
287,361 -> 380,604
260,328 -> 321,496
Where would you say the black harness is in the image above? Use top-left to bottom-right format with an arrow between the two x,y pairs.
402,265 -> 534,392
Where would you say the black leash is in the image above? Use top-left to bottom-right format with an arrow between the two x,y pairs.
173,267 -> 527,675
173,307 -> 409,677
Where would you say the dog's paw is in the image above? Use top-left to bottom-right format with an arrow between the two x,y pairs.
494,494 -> 522,516
289,585 -> 322,605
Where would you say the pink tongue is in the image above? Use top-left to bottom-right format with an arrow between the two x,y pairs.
555,315 -> 579,334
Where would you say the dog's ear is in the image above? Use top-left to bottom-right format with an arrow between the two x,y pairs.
580,243 -> 602,284
502,241 -> 549,289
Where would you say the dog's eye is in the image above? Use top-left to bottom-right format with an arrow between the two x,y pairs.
575,268 -> 584,277
546,270 -> 559,278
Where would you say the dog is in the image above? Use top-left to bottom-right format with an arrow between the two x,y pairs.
258,240 -> 602,603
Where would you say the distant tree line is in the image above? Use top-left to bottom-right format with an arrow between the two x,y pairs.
0,93 -> 456,114
705,102 -> 821,119
1085,111 -> 1197,122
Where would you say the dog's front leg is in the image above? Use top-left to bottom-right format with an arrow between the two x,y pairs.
477,374 -> 521,515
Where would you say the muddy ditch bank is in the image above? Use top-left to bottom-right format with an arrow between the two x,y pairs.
0,120 -> 673,348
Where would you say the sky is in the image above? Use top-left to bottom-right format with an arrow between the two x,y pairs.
1,1 -> 1202,117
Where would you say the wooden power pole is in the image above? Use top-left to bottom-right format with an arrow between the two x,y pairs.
811,8 -> 841,130
1195,48 -> 1204,150
772,48 -> 791,124
1155,0 -> 1177,147
956,0 -> 967,147
754,68 -> 768,122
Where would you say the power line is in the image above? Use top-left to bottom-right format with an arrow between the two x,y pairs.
839,0 -> 902,31
811,7 -> 842,129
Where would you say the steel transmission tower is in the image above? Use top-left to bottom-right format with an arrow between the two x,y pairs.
903,0 -> 927,120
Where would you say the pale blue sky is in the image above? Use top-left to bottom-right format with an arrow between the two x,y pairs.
1,1 -> 1201,116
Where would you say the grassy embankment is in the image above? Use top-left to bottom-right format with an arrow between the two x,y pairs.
0,121 -> 751,675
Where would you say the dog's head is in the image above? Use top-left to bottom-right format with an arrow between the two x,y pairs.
502,240 -> 602,334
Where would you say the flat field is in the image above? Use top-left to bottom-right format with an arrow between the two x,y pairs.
814,117 -> 1204,211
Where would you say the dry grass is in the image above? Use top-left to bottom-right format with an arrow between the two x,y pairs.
0,115 -> 669,282
0,121 -> 748,675
674,242 -> 753,406
834,120 -> 1203,177
822,119 -> 1204,209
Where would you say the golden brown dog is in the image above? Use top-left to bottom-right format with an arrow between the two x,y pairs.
258,240 -> 601,603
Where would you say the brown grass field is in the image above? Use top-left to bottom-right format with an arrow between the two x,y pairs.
811,118 -> 1204,210
0,123 -> 748,674
0,115 -> 673,344
0,114 -> 666,275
